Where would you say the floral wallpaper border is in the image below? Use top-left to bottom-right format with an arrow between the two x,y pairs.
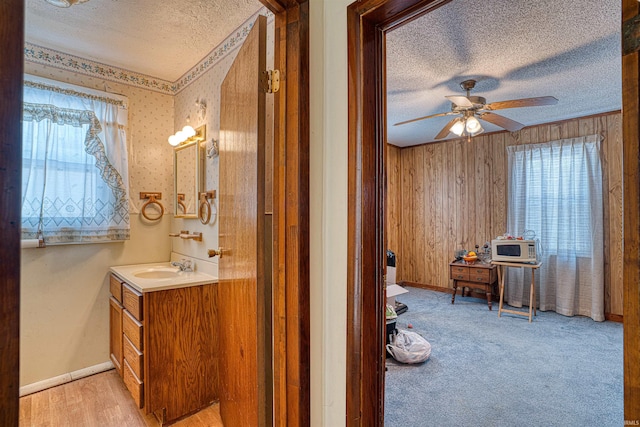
24,8 -> 273,95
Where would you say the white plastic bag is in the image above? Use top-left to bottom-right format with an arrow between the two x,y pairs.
386,329 -> 431,364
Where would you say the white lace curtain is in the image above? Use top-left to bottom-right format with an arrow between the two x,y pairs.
22,75 -> 130,244
505,135 -> 604,321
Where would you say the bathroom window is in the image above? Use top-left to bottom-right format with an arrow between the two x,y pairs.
21,76 -> 130,245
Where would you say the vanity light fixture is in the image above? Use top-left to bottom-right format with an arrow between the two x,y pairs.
168,125 -> 205,147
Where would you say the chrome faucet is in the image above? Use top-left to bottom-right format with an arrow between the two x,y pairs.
171,259 -> 193,272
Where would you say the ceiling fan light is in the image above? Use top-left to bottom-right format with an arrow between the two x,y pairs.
450,119 -> 465,136
465,116 -> 483,134
469,127 -> 484,137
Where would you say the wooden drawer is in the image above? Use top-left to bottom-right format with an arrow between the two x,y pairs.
123,309 -> 143,351
469,268 -> 490,283
110,275 -> 122,303
123,359 -> 144,409
123,334 -> 143,380
450,266 -> 469,281
122,283 -> 143,321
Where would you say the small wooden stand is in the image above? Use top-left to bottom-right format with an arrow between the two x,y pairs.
492,260 -> 543,323
449,260 -> 498,310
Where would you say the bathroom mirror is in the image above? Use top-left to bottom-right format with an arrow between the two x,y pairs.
174,126 -> 205,218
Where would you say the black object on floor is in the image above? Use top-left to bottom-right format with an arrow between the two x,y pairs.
395,301 -> 408,315
386,319 -> 397,358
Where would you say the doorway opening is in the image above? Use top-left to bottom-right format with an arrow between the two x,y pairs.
347,0 -> 628,425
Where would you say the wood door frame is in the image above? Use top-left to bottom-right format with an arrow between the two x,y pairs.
0,1 -> 309,426
622,0 -> 640,421
347,0 -> 640,425
259,0 -> 311,425
0,0 -> 23,425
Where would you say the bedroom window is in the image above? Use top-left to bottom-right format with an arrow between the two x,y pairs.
21,76 -> 130,245
505,135 -> 604,321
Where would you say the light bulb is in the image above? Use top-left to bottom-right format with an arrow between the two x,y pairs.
175,130 -> 186,142
450,118 -> 465,136
168,134 -> 180,146
465,116 -> 484,136
182,125 -> 196,138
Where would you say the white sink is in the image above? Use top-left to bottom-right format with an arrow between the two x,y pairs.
134,268 -> 181,279
111,262 -> 218,293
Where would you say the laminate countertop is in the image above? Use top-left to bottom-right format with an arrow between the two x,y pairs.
110,262 -> 218,293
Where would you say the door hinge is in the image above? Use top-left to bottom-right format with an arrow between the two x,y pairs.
623,14 -> 640,55
262,69 -> 280,94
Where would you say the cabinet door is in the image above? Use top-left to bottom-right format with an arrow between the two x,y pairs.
109,296 -> 123,377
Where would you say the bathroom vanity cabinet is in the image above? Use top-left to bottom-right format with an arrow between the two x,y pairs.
109,272 -> 218,424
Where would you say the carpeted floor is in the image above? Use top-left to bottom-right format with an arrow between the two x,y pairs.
384,287 -> 623,427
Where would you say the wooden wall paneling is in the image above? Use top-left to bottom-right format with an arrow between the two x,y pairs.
490,132 -> 507,239
386,113 -> 624,315
475,136 -> 490,245
436,144 -> 446,286
607,114 -> 624,315
421,145 -> 431,284
386,145 -> 402,263
445,141 -> 457,285
465,137 -> 477,248
600,118 -> 612,315
0,0 -> 23,424
412,147 -> 429,283
408,149 -> 417,282
428,145 -> 438,284
398,149 -> 408,280
454,139 -> 467,253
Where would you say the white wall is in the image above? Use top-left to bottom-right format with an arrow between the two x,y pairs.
310,1 -> 351,426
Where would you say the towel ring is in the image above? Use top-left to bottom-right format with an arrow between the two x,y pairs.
140,192 -> 164,221
199,199 -> 211,224
198,190 -> 216,225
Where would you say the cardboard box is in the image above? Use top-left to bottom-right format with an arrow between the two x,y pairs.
386,283 -> 408,306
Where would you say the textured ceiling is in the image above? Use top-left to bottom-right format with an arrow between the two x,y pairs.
25,0 -> 621,147
25,0 -> 263,82
386,0 -> 621,147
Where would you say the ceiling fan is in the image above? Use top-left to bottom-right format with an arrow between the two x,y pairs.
394,79 -> 558,140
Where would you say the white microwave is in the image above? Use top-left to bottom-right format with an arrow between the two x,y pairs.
491,239 -> 538,263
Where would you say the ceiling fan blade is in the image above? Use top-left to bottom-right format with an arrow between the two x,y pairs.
434,117 -> 461,140
485,96 -> 558,111
478,112 -> 525,132
393,111 -> 453,126
445,95 -> 474,108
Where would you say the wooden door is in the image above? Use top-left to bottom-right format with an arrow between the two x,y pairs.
622,0 -> 640,420
218,15 -> 268,427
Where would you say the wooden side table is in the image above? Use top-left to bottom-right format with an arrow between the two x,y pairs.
491,260 -> 543,323
449,260 -> 498,310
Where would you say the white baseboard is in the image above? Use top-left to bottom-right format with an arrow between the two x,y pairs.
20,361 -> 114,397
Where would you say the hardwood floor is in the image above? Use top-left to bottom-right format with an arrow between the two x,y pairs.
19,370 -> 223,427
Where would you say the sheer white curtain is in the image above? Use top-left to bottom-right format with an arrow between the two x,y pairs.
505,135 -> 604,321
22,75 -> 129,244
